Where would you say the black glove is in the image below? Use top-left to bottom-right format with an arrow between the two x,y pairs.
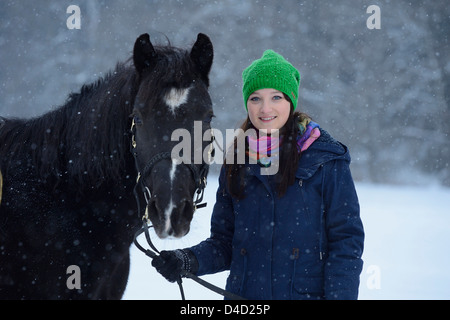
151,249 -> 199,283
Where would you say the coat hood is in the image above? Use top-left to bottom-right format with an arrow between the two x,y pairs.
245,128 -> 350,183
296,128 -> 350,180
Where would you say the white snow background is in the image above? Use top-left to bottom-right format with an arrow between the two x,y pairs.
122,174 -> 450,300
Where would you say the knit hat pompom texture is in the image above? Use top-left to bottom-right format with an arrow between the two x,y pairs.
242,50 -> 301,110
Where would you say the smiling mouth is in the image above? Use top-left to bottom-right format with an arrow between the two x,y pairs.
259,116 -> 277,122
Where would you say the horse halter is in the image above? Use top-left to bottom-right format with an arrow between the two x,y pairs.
130,118 -> 214,222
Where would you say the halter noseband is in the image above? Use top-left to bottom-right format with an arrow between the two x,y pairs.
130,119 -> 212,222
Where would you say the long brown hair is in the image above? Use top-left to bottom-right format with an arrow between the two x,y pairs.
225,94 -> 308,199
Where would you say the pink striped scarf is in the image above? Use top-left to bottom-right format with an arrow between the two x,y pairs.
247,118 -> 320,167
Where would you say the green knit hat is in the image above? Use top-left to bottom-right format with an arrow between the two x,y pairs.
242,50 -> 301,111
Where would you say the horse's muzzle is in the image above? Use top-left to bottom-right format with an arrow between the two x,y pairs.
147,198 -> 194,239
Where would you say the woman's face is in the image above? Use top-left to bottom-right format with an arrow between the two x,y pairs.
247,88 -> 291,134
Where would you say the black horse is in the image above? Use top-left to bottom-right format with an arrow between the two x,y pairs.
0,33 -> 214,299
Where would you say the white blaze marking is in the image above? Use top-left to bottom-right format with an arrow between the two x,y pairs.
164,159 -> 178,235
164,87 -> 191,114
164,200 -> 176,235
169,158 -> 178,183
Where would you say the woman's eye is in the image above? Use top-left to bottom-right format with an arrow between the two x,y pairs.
250,96 -> 260,102
273,95 -> 283,100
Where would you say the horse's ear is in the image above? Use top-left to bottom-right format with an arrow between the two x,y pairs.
133,33 -> 157,75
190,33 -> 214,86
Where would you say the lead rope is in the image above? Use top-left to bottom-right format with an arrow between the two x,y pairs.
132,178 -> 244,300
133,219 -> 246,300
133,221 -> 187,300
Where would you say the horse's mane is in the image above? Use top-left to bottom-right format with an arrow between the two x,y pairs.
0,61 -> 138,190
0,41 -> 197,192
0,44 -> 197,192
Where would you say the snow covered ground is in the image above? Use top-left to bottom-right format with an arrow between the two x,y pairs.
122,174 -> 450,300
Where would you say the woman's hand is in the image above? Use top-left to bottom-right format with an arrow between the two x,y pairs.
152,249 -> 198,283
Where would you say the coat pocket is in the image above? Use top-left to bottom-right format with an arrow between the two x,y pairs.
225,274 -> 242,297
291,276 -> 324,300
226,248 -> 248,297
290,248 -> 324,300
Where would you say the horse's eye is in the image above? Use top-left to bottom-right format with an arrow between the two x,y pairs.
203,114 -> 215,124
134,115 -> 143,125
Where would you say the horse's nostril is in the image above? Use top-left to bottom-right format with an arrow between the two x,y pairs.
179,200 -> 194,220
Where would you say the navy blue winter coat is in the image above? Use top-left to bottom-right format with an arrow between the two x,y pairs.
190,129 -> 364,300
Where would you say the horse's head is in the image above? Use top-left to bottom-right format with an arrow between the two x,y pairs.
131,33 -> 214,238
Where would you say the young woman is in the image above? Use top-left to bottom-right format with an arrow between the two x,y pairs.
152,50 -> 364,300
